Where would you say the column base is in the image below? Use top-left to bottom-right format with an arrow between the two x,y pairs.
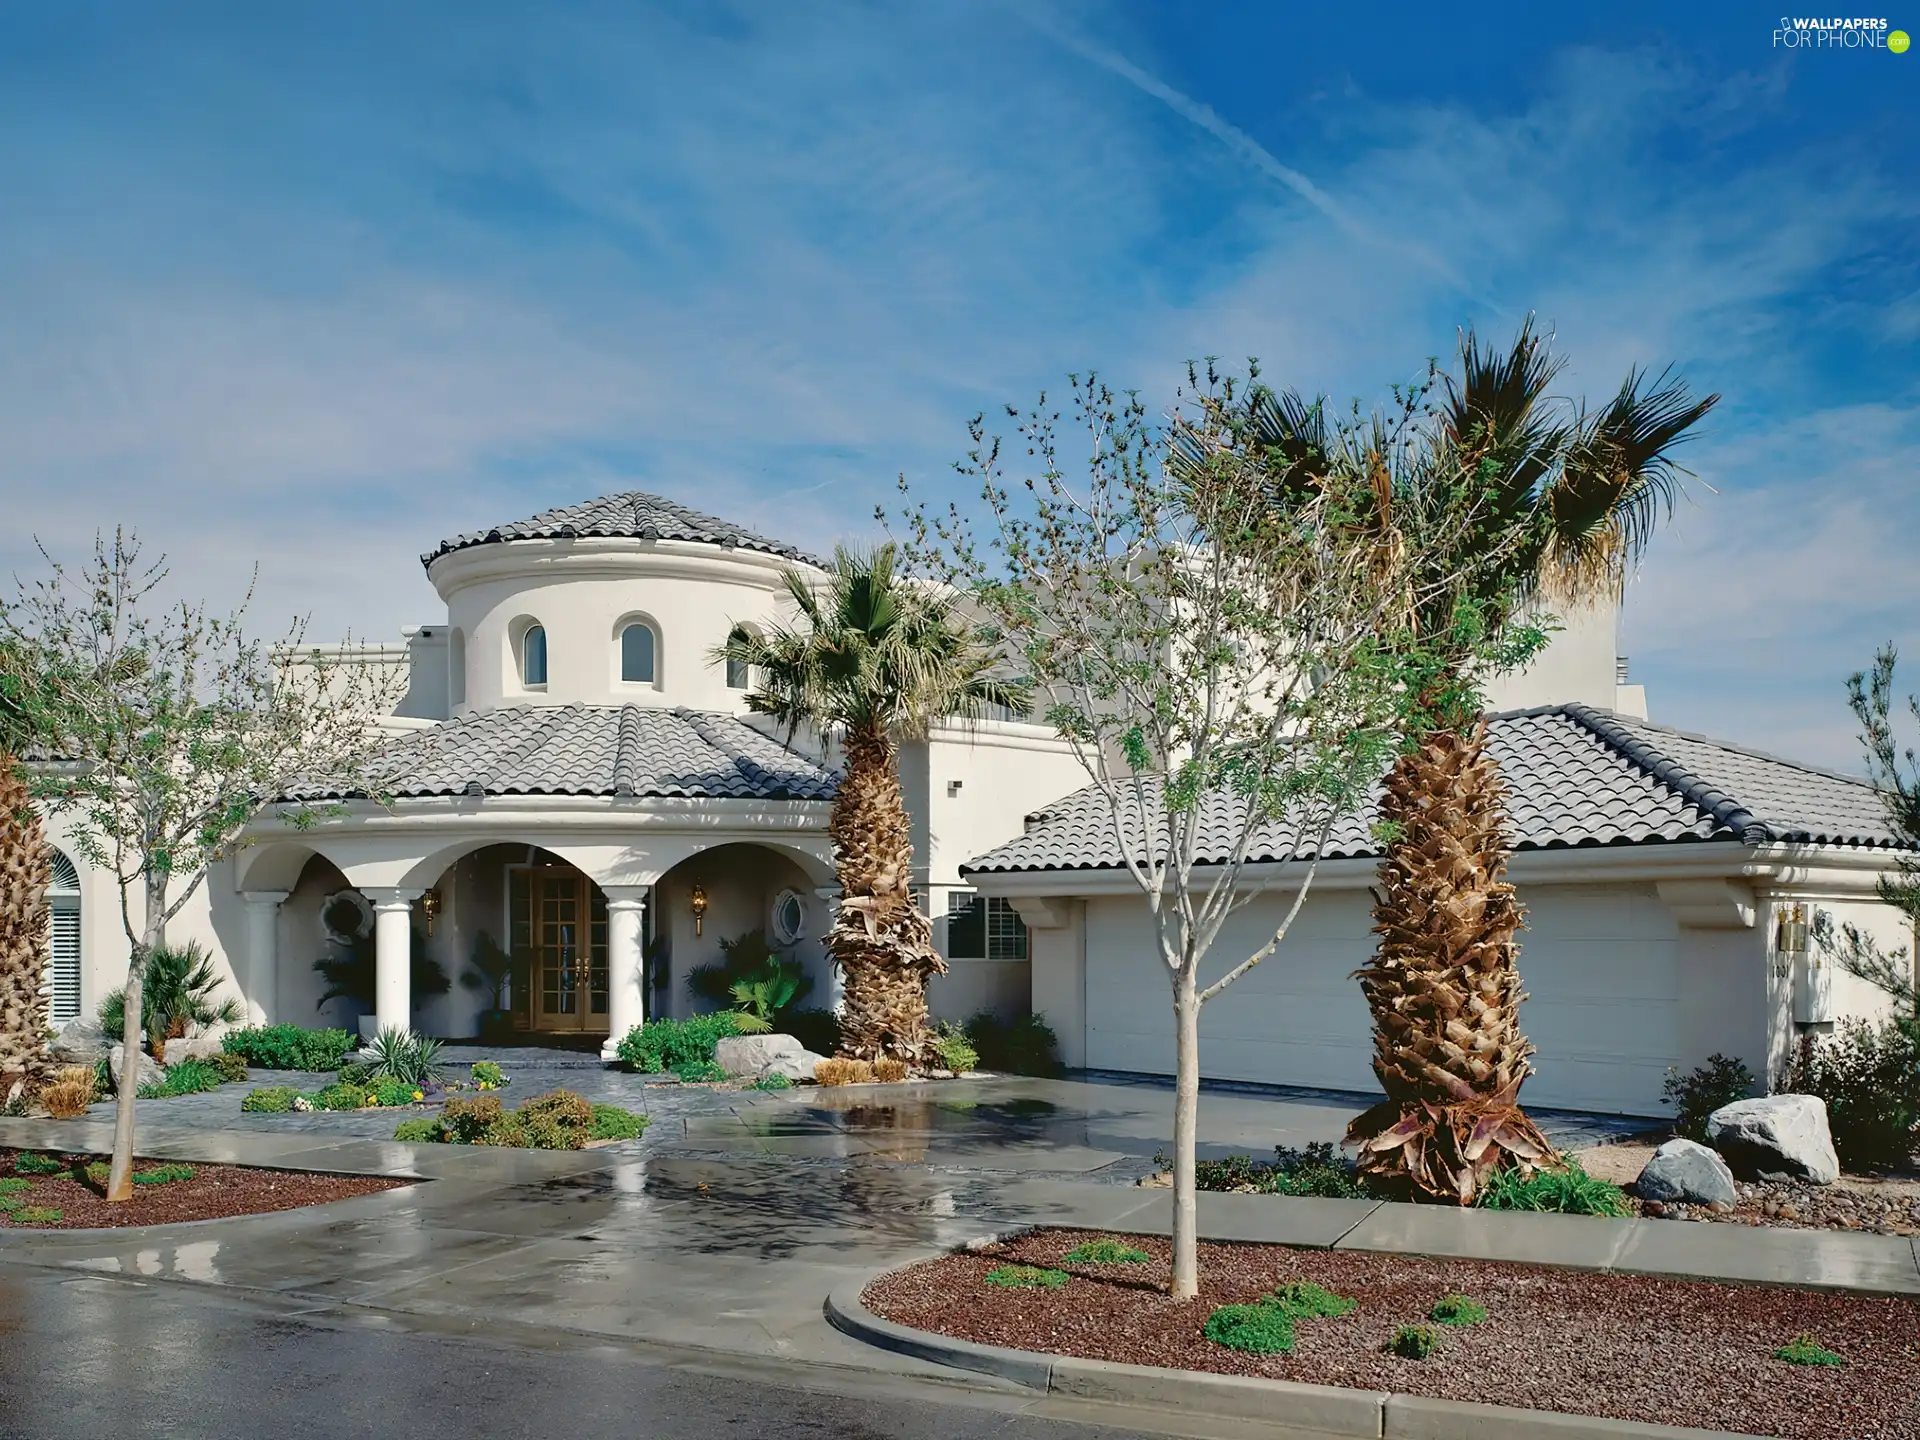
599,1035 -> 624,1064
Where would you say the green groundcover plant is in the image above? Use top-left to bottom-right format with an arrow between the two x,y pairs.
1062,1238 -> 1151,1264
614,1014 -> 746,1078
1202,1278 -> 1357,1355
1474,1159 -> 1630,1217
1773,1334 -> 1845,1367
983,1264 -> 1069,1290
1428,1293 -> 1487,1327
221,1025 -> 358,1073
1391,1323 -> 1444,1359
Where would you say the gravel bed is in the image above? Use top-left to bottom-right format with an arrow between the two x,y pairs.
1577,1142 -> 1920,1234
865,1229 -> 1920,1440
0,1147 -> 408,1230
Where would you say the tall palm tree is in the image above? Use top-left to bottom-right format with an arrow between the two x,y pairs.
0,644 -> 54,1103
716,544 -> 1027,1064
1245,321 -> 1717,1202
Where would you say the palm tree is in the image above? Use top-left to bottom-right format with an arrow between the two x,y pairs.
99,940 -> 242,1066
0,643 -> 54,1103
1245,321 -> 1717,1202
716,543 -> 1028,1064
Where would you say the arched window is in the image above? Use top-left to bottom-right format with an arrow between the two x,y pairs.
46,850 -> 81,1023
620,622 -> 656,684
521,624 -> 548,688
725,627 -> 751,690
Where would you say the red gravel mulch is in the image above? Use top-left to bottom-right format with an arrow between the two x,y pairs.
864,1229 -> 1920,1440
0,1148 -> 408,1231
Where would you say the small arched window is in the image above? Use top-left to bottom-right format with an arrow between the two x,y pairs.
620,623 -> 656,684
46,850 -> 81,1023
725,627 -> 751,690
521,624 -> 548,688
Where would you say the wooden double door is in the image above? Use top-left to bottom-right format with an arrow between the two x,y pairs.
510,866 -> 610,1033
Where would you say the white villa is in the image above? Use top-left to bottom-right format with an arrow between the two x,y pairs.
37,491 -> 1911,1114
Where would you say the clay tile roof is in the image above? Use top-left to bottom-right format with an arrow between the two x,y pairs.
422,491 -> 822,571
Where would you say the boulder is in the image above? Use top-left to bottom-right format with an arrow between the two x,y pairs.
1707,1094 -> 1840,1185
1635,1138 -> 1737,1208
51,1016 -> 109,1063
165,1033 -> 229,1063
108,1044 -> 165,1093
714,1033 -> 826,1083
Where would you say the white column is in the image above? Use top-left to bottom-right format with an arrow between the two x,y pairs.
239,891 -> 290,1027
814,885 -> 844,1015
601,886 -> 648,1062
364,888 -> 423,1037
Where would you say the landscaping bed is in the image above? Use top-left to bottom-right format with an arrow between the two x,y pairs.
864,1229 -> 1920,1440
1577,1140 -> 1920,1234
0,1148 -> 406,1230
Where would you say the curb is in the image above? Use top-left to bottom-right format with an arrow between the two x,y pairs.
825,1281 -> 1759,1440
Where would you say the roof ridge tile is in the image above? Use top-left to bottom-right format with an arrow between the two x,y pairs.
1557,703 -> 1771,843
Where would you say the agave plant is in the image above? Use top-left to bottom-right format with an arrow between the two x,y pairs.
364,1027 -> 445,1087
98,941 -> 242,1065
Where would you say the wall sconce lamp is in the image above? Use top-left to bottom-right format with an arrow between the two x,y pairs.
1774,902 -> 1808,976
689,883 -> 708,937
420,889 -> 442,936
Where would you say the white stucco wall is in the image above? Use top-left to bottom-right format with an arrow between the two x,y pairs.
1482,594 -> 1622,714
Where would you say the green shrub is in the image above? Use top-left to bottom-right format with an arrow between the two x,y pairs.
516,1090 -> 595,1149
1773,1333 -> 1845,1366
85,1160 -> 109,1185
930,1021 -> 980,1073
132,1164 -> 195,1186
208,1051 -> 250,1084
393,1117 -> 447,1143
371,1077 -> 422,1108
1663,1054 -> 1757,1142
1391,1323 -> 1444,1359
1783,1018 -> 1920,1172
614,1013 -> 745,1074
0,1193 -> 23,1212
983,1264 -> 1068,1289
1428,1294 -> 1487,1327
1063,1238 -> 1151,1265
746,1072 -> 792,1091
336,1060 -> 374,1086
1475,1160 -> 1630,1217
589,1104 -> 648,1141
965,1011 -> 1061,1076
1164,1141 -> 1368,1199
364,1028 -> 446,1088
315,1081 -> 372,1112
0,1177 -> 29,1195
91,1056 -> 112,1099
137,1058 -> 226,1099
441,1093 -> 505,1143
1270,1280 -> 1355,1319
471,1061 -> 506,1089
1203,1303 -> 1295,1354
222,1025 -> 357,1072
14,1153 -> 65,1176
8,1206 -> 62,1225
782,1008 -> 840,1057
240,1086 -> 299,1113
97,941 -> 242,1061
674,1059 -> 727,1084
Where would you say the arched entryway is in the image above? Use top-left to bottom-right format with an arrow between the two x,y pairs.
650,843 -> 829,1023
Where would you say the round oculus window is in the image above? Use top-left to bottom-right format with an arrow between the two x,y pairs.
771,888 -> 808,944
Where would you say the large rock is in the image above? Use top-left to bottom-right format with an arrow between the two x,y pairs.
1635,1138 -> 1737,1207
714,1033 -> 827,1083
1707,1094 -> 1840,1185
108,1044 -> 165,1093
51,1016 -> 109,1063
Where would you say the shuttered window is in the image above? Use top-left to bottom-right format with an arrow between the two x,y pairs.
47,851 -> 81,1023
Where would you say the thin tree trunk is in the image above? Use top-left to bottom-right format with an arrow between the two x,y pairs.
1170,966 -> 1201,1301
107,878 -> 164,1203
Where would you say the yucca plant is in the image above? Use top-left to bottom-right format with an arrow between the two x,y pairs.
364,1027 -> 445,1088
98,941 -> 242,1066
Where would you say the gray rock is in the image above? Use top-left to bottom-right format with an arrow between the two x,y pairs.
1707,1094 -> 1840,1185
108,1044 -> 165,1093
1636,1138 -> 1737,1207
714,1033 -> 826,1082
51,1016 -> 108,1063
166,1033 -> 228,1063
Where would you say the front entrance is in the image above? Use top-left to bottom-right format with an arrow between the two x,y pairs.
509,865 -> 609,1034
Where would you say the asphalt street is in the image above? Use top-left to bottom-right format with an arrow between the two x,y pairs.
0,1264 -> 1239,1440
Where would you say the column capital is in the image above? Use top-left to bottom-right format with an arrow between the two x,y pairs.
362,887 -> 426,910
240,890 -> 291,908
601,886 -> 650,909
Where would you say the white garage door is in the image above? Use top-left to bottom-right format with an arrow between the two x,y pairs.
1082,882 -> 1679,1117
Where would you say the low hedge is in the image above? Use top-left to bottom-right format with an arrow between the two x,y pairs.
613,1014 -> 745,1077
221,1025 -> 358,1073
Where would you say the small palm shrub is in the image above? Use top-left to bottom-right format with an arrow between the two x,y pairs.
40,1065 -> 98,1119
814,1058 -> 872,1086
1203,1303 -> 1295,1354
1784,1018 -> 1920,1172
686,929 -> 814,1031
137,1058 -> 227,1099
1063,1238 -> 1150,1264
1475,1159 -> 1630,1217
221,1025 -> 357,1072
965,1012 -> 1061,1076
614,1013 -> 745,1074
1428,1294 -> 1488,1327
589,1104 -> 647,1141
99,941 -> 244,1065
1773,1334 -> 1844,1366
1663,1054 -> 1757,1142
983,1264 -> 1068,1289
1391,1323 -> 1444,1360
930,1021 -> 979,1073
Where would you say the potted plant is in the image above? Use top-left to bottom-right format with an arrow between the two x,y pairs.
462,932 -> 518,1042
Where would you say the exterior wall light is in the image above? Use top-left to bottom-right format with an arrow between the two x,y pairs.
421,889 -> 442,936
689,882 -> 708,936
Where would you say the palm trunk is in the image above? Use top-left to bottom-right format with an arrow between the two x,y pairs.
107,875 -> 164,1203
1344,721 -> 1553,1203
1169,965 -> 1201,1301
829,721 -> 943,1064
0,755 -> 53,1105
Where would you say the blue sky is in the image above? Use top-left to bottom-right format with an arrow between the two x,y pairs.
1,2 -> 1914,768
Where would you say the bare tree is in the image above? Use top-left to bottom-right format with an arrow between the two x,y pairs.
893,366 -> 1528,1297
0,530 -> 398,1199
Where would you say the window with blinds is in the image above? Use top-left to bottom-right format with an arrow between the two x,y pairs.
46,850 -> 81,1023
945,891 -> 1029,961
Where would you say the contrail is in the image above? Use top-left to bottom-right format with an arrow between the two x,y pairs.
1028,15 -> 1487,303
